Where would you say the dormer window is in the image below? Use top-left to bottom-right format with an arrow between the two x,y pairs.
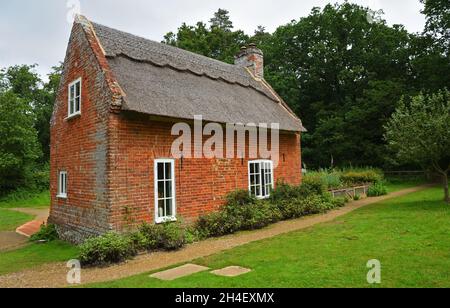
68,78 -> 81,117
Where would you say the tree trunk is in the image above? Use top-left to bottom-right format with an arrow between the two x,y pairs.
444,173 -> 449,204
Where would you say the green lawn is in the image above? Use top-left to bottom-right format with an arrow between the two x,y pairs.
0,190 -> 50,209
0,241 -> 79,276
87,187 -> 450,288
385,178 -> 427,193
0,208 -> 34,231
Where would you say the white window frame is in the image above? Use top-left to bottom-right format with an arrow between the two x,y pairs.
57,171 -> 67,199
68,78 -> 82,118
248,160 -> 274,199
154,159 -> 177,224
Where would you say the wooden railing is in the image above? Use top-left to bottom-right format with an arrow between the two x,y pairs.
329,184 -> 372,199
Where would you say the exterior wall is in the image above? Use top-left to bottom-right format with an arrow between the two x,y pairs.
50,20 -> 302,243
48,22 -> 114,243
108,112 -> 302,231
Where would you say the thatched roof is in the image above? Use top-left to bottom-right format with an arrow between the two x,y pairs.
90,21 -> 305,132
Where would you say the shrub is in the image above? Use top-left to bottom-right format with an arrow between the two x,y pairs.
196,210 -> 240,238
341,169 -> 383,186
367,182 -> 388,197
303,170 -> 342,190
137,221 -> 186,251
160,221 -> 186,250
229,200 -> 282,231
301,175 -> 328,195
226,190 -> 256,206
30,223 -> 58,242
138,223 -> 163,250
79,232 -> 135,266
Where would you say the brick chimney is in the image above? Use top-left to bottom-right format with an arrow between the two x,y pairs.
235,43 -> 264,79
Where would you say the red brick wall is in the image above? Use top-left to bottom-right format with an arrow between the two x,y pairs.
108,112 -> 302,231
49,21 -> 114,242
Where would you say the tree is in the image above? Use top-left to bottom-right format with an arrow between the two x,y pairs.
0,91 -> 42,193
260,3 -> 413,167
384,90 -> 450,203
0,64 -> 62,162
163,9 -> 249,64
421,0 -> 450,53
210,9 -> 234,31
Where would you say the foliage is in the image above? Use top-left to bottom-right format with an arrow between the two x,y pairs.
340,169 -> 384,186
385,90 -> 450,202
0,64 -> 62,195
260,3 -> 415,168
79,232 -> 136,266
30,224 -> 59,242
367,182 -> 388,197
196,183 -> 346,238
0,90 -> 42,193
421,0 -> 450,54
303,168 -> 384,190
163,9 -> 249,64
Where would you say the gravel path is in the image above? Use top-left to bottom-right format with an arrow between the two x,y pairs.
0,185 -> 433,288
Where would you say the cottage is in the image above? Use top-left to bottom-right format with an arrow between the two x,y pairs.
49,15 -> 306,243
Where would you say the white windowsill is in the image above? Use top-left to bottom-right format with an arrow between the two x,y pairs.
57,194 -> 67,199
65,112 -> 81,121
155,216 -> 177,224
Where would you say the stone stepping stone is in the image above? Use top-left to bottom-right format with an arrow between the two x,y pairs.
211,266 -> 252,277
150,264 -> 209,281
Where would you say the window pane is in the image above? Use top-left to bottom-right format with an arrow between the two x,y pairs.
157,163 -> 164,180
250,174 -> 255,186
75,97 -> 80,112
255,174 -> 261,185
70,85 -> 75,99
262,184 -> 266,196
250,186 -> 256,196
158,181 -> 165,199
158,200 -> 165,218
261,168 -> 266,186
70,99 -> 74,114
64,174 -> 67,194
166,198 -> 173,217
165,180 -> 172,198
255,163 -> 260,173
255,185 -> 261,196
165,163 -> 172,180
75,81 -> 81,97
250,163 -> 255,174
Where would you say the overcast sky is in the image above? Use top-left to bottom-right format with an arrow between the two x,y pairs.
0,0 -> 425,80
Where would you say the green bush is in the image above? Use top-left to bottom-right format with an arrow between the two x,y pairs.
79,232 -> 135,266
367,182 -> 388,197
301,175 -> 328,195
160,221 -> 186,250
196,210 -> 241,238
341,169 -> 383,186
137,221 -> 186,251
30,223 -> 58,242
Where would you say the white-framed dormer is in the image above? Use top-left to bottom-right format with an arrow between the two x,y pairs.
67,78 -> 82,119
154,159 -> 177,224
248,160 -> 274,199
57,171 -> 68,199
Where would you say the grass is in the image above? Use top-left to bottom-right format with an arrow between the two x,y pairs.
87,187 -> 450,288
385,178 -> 428,193
0,241 -> 79,276
0,190 -> 50,209
0,208 -> 34,231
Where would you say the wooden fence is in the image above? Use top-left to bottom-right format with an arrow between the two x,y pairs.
329,184 -> 372,199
